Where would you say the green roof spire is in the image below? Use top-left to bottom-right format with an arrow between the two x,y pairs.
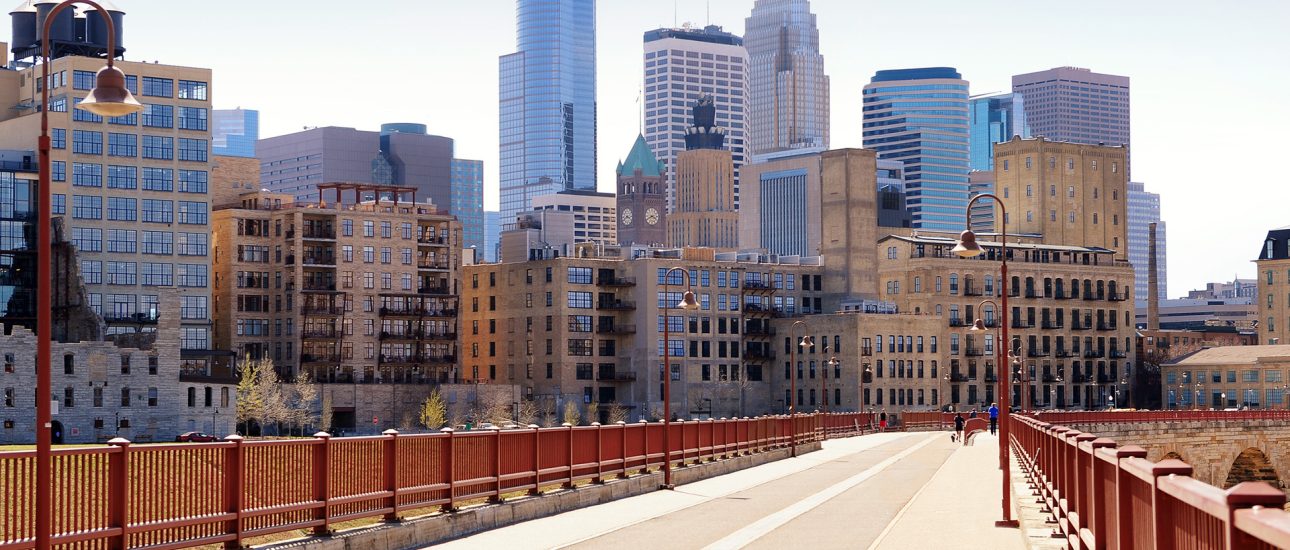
616,134 -> 665,177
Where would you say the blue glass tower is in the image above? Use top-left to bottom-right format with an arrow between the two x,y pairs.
451,159 -> 485,257
968,94 -> 1029,172
498,0 -> 597,229
862,68 -> 970,232
212,109 -> 259,158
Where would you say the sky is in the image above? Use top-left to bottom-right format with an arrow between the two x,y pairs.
58,0 -> 1290,296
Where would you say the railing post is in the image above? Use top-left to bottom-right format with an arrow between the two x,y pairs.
1082,437 -> 1116,549
640,419 -> 650,474
311,431 -> 332,536
562,423 -> 574,489
106,437 -> 131,550
1224,482 -> 1287,549
219,435 -> 244,549
491,426 -> 503,502
592,422 -> 604,484
1149,458 -> 1193,549
789,414 -> 797,457
440,428 -> 456,513
617,421 -> 629,479
529,424 -> 542,494
382,429 -> 400,521
1112,445 -> 1148,549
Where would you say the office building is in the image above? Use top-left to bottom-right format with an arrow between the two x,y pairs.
212,108 -> 258,158
744,0 -> 829,157
967,171 -> 995,233
1187,279 -> 1256,301
1012,67 -> 1130,152
499,0 -> 597,227
451,158 -> 485,255
0,55 -> 217,359
669,97 -> 738,250
211,185 -> 461,432
968,93 -> 1028,172
484,211 -> 500,262
0,150 -> 36,332
1256,226 -> 1290,344
862,68 -> 970,232
500,190 -> 617,263
993,137 -> 1129,257
876,158 -> 911,230
1133,297 -> 1257,331
738,149 -> 822,256
878,233 -> 1136,409
615,135 -> 667,247
643,24 -> 747,212
1127,181 -> 1166,301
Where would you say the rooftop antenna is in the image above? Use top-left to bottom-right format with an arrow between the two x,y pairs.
637,86 -> 643,134
706,0 -> 710,26
673,0 -> 677,27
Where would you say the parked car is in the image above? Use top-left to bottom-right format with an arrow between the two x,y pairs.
175,431 -> 217,442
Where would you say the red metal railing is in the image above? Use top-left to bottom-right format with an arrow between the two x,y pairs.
0,412 -> 879,549
1028,409 -> 1290,425
1010,414 -> 1290,549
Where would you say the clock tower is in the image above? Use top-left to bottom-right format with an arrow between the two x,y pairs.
615,135 -> 667,246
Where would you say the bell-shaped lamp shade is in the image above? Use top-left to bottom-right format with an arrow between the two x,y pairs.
799,335 -> 814,347
952,229 -> 984,258
969,318 -> 987,331
677,290 -> 699,310
79,65 -> 144,118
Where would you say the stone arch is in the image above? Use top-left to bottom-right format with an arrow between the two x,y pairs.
1161,451 -> 1184,461
1223,447 -> 1281,489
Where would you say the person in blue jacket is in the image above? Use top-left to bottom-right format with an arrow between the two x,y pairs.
988,403 -> 999,435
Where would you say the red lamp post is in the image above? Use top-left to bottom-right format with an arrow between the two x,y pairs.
660,267 -> 698,489
35,3 -> 143,548
788,320 -> 812,457
954,192 -> 1019,528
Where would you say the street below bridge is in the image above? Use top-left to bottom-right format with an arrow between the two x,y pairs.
435,431 -> 1026,549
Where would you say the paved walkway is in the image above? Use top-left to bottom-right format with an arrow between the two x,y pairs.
432,431 -> 1027,549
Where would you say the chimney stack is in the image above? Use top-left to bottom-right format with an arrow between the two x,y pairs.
1147,222 -> 1160,331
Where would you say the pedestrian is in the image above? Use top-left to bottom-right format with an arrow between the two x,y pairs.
969,408 -> 978,419
988,402 -> 1000,435
879,410 -> 888,431
953,413 -> 965,443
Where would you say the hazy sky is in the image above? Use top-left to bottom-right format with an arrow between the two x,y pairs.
87,0 -> 1290,296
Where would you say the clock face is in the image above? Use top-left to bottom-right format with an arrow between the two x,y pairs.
645,207 -> 659,225
621,208 -> 633,226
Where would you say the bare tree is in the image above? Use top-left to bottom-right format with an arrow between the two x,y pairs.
606,402 -> 629,424
419,389 -> 448,430
234,355 -> 263,434
319,391 -> 333,435
517,399 -> 539,426
540,399 -> 558,427
481,391 -> 513,425
290,371 -> 319,435
562,400 -> 581,426
236,356 -> 289,436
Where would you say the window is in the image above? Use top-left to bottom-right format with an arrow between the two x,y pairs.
181,296 -> 208,319
141,104 -> 174,129
142,167 -> 173,191
81,260 -> 102,284
71,227 -> 102,252
141,231 -> 173,254
177,106 -> 207,130
567,267 -> 592,284
72,162 -> 102,187
73,70 -> 95,90
72,98 -> 102,123
180,328 -> 209,350
108,110 -> 136,126
141,76 -> 173,97
51,161 -> 65,182
148,388 -> 158,407
106,197 -> 136,221
121,387 -> 130,407
567,291 -> 593,308
177,264 -> 208,287
106,261 -> 136,285
177,80 -> 207,100
142,135 -> 173,160
51,128 -> 65,149
177,232 -> 207,256
177,138 -> 207,162
106,229 -> 137,253
107,165 -> 136,188
177,201 -> 207,224
141,262 -> 173,286
178,170 -> 207,193
72,195 -> 102,219
142,199 -> 173,223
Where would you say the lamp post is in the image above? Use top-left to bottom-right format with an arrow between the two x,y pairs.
789,320 -> 813,458
825,356 -> 838,414
660,267 -> 698,489
1221,392 -> 1227,410
1194,382 -> 1204,411
954,192 -> 1018,527
969,298 -> 1005,408
34,4 -> 143,548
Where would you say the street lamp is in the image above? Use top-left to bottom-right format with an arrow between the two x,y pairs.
955,192 -> 1018,527
35,3 -> 143,548
660,266 -> 698,489
968,299 -> 1010,408
788,320 -> 813,458
1194,382 -> 1204,411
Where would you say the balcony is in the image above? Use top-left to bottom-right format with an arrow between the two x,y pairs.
597,300 -> 636,311
418,259 -> 451,270
302,255 -> 336,267
597,276 -> 636,287
1110,349 -> 1127,359
1071,323 -> 1091,331
742,280 -> 774,292
418,235 -> 449,245
302,282 -> 339,292
302,305 -> 345,316
419,285 -> 452,295
1056,291 -> 1075,300
1097,374 -> 1116,384
744,348 -> 773,361
1056,349 -> 1075,358
1024,291 -> 1037,299
301,228 -> 335,240
963,286 -> 982,297
744,325 -> 776,337
596,369 -> 637,382
1084,350 -> 1105,359
379,354 -> 456,365
950,373 -> 971,383
1028,348 -> 1050,358
861,346 -> 873,357
965,347 -> 984,357
103,312 -> 160,325
1109,292 -> 1128,302
744,303 -> 771,315
301,329 -> 339,339
596,323 -> 636,335
300,353 -> 341,364
984,374 -> 998,383
948,318 -> 970,328
1042,374 -> 1061,383
1011,320 -> 1033,329
1070,374 -> 1092,384
1082,293 -> 1096,301
1097,323 -> 1116,332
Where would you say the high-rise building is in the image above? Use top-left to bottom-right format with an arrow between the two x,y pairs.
967,171 -> 995,233
615,135 -> 667,247
643,25 -> 747,213
451,159 -> 485,255
0,150 -> 36,332
500,191 -> 618,263
744,0 -> 829,157
968,93 -> 1028,172
1012,67 -> 1130,152
862,68 -> 970,232
1256,227 -> 1290,344
993,137 -> 1129,257
738,149 -> 823,256
484,211 -> 500,262
212,108 -> 258,158
499,0 -> 597,227
876,158 -> 911,230
1127,181 -> 1166,301
669,97 -> 738,250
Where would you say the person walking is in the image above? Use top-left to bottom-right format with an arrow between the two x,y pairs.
969,408 -> 978,419
953,413 -> 965,443
879,410 -> 888,431
988,402 -> 1000,435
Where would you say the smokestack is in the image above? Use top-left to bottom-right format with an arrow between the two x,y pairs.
1147,222 -> 1160,331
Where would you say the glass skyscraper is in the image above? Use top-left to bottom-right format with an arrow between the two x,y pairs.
744,0 -> 829,158
212,108 -> 258,158
451,159 -> 485,256
968,93 -> 1029,172
1127,181 -> 1166,301
498,0 -> 597,229
862,68 -> 970,232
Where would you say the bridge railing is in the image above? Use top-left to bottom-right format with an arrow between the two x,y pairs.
0,412 -> 878,549
1010,414 -> 1290,549
1026,409 -> 1290,424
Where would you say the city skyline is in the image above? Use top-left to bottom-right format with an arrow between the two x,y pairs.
101,0 -> 1290,294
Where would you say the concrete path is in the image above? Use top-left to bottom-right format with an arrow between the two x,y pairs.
431,431 -> 1026,549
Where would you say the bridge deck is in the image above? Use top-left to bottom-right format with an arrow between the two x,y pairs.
433,431 -> 1025,549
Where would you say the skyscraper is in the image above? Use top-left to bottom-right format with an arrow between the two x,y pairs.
643,25 -> 746,212
212,108 -> 258,158
1012,67 -> 1129,151
483,211 -> 500,263
451,159 -> 485,254
862,68 -> 970,232
968,93 -> 1028,172
669,97 -> 738,250
499,0 -> 597,228
1127,181 -> 1166,301
744,0 -> 829,158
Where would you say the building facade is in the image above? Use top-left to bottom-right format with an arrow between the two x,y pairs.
1188,279 -> 1257,301
969,93 -> 1028,172
1162,345 -> 1290,410
501,190 -> 618,263
212,108 -> 258,158
669,97 -> 738,250
451,158 -> 485,255
643,25 -> 747,213
876,158 -> 911,230
862,68 -> 970,232
1127,180 -> 1167,301
994,137 -> 1129,257
615,135 -> 667,247
1133,298 -> 1257,331
1256,227 -> 1290,344
498,0 -> 598,227
738,149 -> 822,256
878,234 -> 1137,409
744,0 -> 829,157
0,150 -> 36,331
1012,67 -> 1130,154
0,56 -> 217,358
